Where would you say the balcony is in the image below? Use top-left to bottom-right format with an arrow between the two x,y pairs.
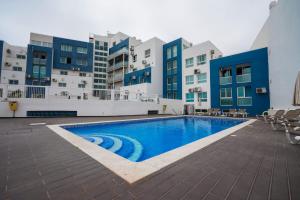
237,97 -> 252,106
220,98 -> 233,106
33,58 -> 47,65
220,76 -> 232,85
236,73 -> 251,83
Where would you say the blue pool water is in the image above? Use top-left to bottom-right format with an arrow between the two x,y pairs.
64,117 -> 245,162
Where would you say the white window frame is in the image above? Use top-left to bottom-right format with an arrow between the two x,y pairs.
185,58 -> 194,68
185,75 -> 194,85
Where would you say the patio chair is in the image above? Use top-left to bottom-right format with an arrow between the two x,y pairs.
264,109 -> 285,124
213,108 -> 221,116
271,109 -> 300,131
228,109 -> 237,117
284,122 -> 300,144
206,109 -> 213,116
237,109 -> 248,118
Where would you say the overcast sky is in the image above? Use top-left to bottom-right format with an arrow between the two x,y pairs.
0,0 -> 272,55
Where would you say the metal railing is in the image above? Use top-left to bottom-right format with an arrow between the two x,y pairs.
236,74 -> 251,83
0,84 -> 159,103
220,98 -> 233,106
237,97 -> 252,106
220,76 -> 232,85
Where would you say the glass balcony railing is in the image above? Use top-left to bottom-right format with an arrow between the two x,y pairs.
237,97 -> 252,106
236,73 -> 251,83
33,58 -> 47,65
220,98 -> 233,106
220,76 -> 232,85
167,84 -> 171,90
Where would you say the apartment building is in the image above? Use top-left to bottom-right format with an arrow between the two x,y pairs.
182,41 -> 222,113
26,33 -> 94,99
0,41 -> 27,85
210,48 -> 270,116
107,33 -> 142,90
120,37 -> 165,99
163,38 -> 192,100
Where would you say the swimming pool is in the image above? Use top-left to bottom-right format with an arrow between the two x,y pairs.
63,116 -> 245,162
49,116 -> 254,183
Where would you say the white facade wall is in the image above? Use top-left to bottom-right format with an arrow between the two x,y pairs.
122,37 -> 165,97
251,0 -> 300,109
50,69 -> 93,99
182,41 -> 222,109
0,42 -> 27,85
0,98 -> 183,117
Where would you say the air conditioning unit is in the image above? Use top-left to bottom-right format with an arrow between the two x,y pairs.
130,64 -> 134,68
194,69 -> 200,74
26,74 -> 31,78
61,91 -> 68,96
6,49 -> 11,54
130,46 -> 134,51
142,60 -> 147,65
188,88 -> 195,93
132,76 -> 136,80
256,87 -> 267,94
52,78 -> 57,82
194,87 -> 202,92
210,50 -> 215,55
5,62 -> 11,67
81,80 -> 87,84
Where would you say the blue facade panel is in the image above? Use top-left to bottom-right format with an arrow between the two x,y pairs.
109,38 -> 129,55
124,67 -> 151,86
0,40 -> 3,80
26,44 -> 53,85
163,38 -> 183,99
210,48 -> 270,116
52,37 -> 93,72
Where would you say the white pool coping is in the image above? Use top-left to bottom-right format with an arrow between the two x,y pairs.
47,116 -> 256,184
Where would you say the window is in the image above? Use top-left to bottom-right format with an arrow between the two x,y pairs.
40,66 -> 46,78
237,86 -> 252,106
16,54 -> 26,59
66,57 -> 72,64
79,72 -> 86,77
78,84 -> 85,88
9,80 -> 19,85
145,49 -> 151,58
197,54 -> 206,65
220,88 -> 232,106
13,66 -> 22,71
61,44 -> 72,52
60,57 -> 67,64
197,73 -> 207,83
185,58 -> 194,68
236,66 -> 251,83
33,65 -> 39,78
198,92 -> 207,102
167,48 -> 172,59
186,75 -> 194,85
60,71 -> 68,75
77,47 -> 87,54
186,93 -> 194,102
220,88 -> 232,98
58,82 -> 67,87
76,59 -> 88,66
172,46 -> 177,57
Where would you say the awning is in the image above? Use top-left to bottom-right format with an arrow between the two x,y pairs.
293,71 -> 300,106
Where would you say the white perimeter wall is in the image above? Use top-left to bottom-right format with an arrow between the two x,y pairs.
0,98 -> 183,117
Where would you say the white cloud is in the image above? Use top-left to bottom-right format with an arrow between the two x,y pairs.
0,0 -> 272,55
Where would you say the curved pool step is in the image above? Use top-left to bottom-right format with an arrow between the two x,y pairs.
100,135 -> 123,153
103,134 -> 143,162
89,136 -> 103,145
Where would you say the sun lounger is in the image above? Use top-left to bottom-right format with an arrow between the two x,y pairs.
271,109 -> 300,130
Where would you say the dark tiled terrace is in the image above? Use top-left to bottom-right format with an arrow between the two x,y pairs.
0,115 -> 300,200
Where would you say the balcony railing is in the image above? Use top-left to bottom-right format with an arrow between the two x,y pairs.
220,98 -> 233,106
237,97 -> 252,106
236,73 -> 251,83
220,76 -> 232,85
33,58 -> 47,65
